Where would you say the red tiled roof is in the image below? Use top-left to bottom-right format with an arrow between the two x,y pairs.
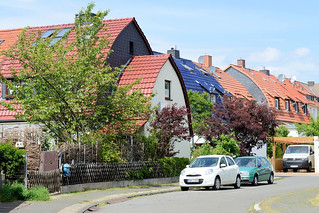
119,54 -> 171,96
0,28 -> 23,67
226,64 -> 311,124
0,17 -> 152,77
194,62 -> 254,100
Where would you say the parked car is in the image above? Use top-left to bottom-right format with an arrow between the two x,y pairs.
179,155 -> 241,191
282,145 -> 314,172
234,156 -> 274,186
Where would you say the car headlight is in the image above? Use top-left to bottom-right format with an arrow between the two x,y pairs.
180,169 -> 186,176
240,171 -> 249,176
204,169 -> 214,175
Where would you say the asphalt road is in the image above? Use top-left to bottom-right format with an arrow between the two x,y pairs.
98,176 -> 319,213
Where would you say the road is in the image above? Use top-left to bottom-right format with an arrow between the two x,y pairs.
98,176 -> 319,213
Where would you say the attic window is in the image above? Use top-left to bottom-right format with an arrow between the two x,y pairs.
301,103 -> 307,114
51,27 -> 72,44
285,99 -> 290,111
293,101 -> 299,113
41,29 -> 56,38
129,41 -> 134,55
275,97 -> 280,110
0,40 -> 4,45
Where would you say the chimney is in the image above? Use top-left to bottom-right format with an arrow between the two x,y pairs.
308,81 -> 315,86
203,55 -> 212,67
260,69 -> 270,76
167,47 -> 180,59
237,59 -> 245,68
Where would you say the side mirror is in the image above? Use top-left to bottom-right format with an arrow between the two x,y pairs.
220,163 -> 227,168
258,164 -> 262,168
311,151 -> 314,155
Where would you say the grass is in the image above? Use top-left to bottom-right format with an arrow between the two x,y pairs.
0,182 -> 49,202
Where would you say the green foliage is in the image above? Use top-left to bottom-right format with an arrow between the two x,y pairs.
0,182 -> 25,202
267,126 -> 289,158
0,183 -> 49,202
191,142 -> 214,160
0,143 -> 25,178
100,134 -> 123,163
0,3 -> 151,144
127,165 -> 153,180
137,134 -> 158,160
211,134 -> 240,157
187,90 -> 213,135
296,116 -> 319,136
23,186 -> 49,201
158,157 -> 190,177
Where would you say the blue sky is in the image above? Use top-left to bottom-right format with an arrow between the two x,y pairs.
1,0 -> 319,83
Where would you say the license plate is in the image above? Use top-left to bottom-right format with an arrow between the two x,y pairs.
187,179 -> 199,183
290,165 -> 298,168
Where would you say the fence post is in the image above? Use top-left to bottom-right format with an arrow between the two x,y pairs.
24,152 -> 28,188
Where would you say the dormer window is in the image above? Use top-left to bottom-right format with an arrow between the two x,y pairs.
275,97 -> 280,110
293,101 -> 299,113
301,103 -> 308,114
129,41 -> 134,55
285,99 -> 290,111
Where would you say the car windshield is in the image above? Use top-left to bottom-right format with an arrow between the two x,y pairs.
235,158 -> 256,167
286,146 -> 309,154
190,157 -> 219,168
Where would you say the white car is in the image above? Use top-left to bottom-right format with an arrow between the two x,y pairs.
179,155 -> 241,191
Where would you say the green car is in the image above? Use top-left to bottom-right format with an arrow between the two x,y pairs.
234,156 -> 274,186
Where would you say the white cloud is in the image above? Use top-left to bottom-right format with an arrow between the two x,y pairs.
248,47 -> 281,63
292,47 -> 310,57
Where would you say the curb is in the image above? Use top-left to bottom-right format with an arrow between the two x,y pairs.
58,186 -> 180,213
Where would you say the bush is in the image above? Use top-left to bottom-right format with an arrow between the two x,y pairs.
0,182 -> 26,202
23,186 -> 49,201
0,183 -> 49,202
159,157 -> 190,177
0,143 -> 25,179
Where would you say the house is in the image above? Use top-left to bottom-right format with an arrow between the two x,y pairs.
0,17 -> 153,130
118,54 -> 193,158
224,59 -> 319,136
193,55 -> 254,101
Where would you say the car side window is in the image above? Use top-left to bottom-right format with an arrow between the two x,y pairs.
261,157 -> 270,167
220,157 -> 227,167
226,157 -> 235,166
257,158 -> 263,167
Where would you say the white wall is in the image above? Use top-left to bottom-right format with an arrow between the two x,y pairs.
143,60 -> 191,158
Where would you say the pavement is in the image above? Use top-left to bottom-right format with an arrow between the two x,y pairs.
1,172 -> 319,213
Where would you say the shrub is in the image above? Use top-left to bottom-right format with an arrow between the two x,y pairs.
0,182 -> 26,202
0,183 -> 49,202
159,157 -> 190,177
0,143 -> 25,179
23,186 -> 49,201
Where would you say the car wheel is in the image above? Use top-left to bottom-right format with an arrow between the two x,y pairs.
252,175 -> 258,186
307,163 -> 312,172
234,175 -> 241,189
181,187 -> 189,191
268,173 -> 274,184
213,177 -> 221,190
283,168 -> 288,173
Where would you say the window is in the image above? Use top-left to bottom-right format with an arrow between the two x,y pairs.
293,101 -> 299,113
41,29 -> 56,38
165,80 -> 171,100
129,41 -> 134,55
226,157 -> 235,166
302,103 -> 308,114
209,93 -> 217,103
1,79 -> 22,100
50,27 -> 72,44
220,157 -> 227,167
285,99 -> 290,111
275,97 -> 280,110
0,40 -> 4,45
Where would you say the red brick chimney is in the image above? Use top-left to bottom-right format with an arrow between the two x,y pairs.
203,55 -> 212,67
237,59 -> 245,68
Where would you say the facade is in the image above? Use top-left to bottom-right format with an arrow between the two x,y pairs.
224,59 -> 319,136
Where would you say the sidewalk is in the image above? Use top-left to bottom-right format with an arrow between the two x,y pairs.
0,183 -> 180,213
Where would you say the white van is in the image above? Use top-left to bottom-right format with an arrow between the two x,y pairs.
282,145 -> 314,172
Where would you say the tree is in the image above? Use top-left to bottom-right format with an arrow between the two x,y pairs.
149,103 -> 191,158
267,126 -> 289,158
187,90 -> 214,136
296,115 -> 319,136
200,95 -> 278,156
0,3 -> 152,144
211,134 -> 240,157
0,143 -> 25,179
